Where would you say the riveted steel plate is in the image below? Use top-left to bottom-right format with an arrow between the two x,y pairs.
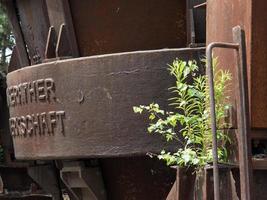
7,48 -> 204,159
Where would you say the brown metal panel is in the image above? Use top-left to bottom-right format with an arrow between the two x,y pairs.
69,0 -> 187,56
250,0 -> 267,128
206,0 -> 252,124
16,0 -> 50,64
6,48 -> 204,159
206,0 -> 267,128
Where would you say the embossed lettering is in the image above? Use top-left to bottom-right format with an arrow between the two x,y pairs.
26,115 -> 33,135
37,79 -> 46,101
21,82 -> 28,104
9,110 -> 66,137
7,78 -> 56,107
28,81 -> 36,103
45,78 -> 55,101
9,118 -> 16,136
32,113 -> 41,135
48,111 -> 56,134
10,86 -> 17,106
19,116 -> 27,136
40,112 -> 48,134
16,86 -> 22,105
56,111 -> 65,135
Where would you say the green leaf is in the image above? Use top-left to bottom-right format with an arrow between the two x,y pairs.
133,106 -> 143,114
149,113 -> 155,120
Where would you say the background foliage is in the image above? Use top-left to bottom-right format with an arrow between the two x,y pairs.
0,4 -> 14,72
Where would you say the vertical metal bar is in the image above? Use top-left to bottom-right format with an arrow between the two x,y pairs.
189,9 -> 196,45
232,26 -> 253,200
206,44 -> 220,200
206,42 -> 239,200
186,0 -> 193,46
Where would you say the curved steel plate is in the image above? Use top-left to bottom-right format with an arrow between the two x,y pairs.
7,48 -> 204,159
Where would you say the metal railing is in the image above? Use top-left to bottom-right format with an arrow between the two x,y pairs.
206,26 -> 252,200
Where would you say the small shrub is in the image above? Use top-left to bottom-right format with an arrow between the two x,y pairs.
133,58 -> 232,170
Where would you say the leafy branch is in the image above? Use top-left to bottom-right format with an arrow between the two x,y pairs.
133,58 -> 232,169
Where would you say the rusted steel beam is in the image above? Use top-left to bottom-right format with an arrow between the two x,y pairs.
15,0 -> 50,64
45,0 -> 79,57
232,26 -> 253,200
16,0 -> 49,63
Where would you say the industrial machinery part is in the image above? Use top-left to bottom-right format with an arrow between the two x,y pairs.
6,48 -> 204,160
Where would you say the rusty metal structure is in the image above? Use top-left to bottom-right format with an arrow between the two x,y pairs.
0,0 -> 267,199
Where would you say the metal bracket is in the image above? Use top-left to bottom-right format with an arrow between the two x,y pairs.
44,24 -> 73,62
206,26 -> 253,200
45,26 -> 57,59
28,164 -> 62,200
60,161 -> 106,200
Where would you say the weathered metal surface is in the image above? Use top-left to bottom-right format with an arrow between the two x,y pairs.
167,166 -> 240,200
206,0 -> 251,126
166,168 -> 195,200
207,0 -> 267,128
6,48 -> 204,159
250,0 -> 267,128
69,0 -> 187,56
203,167 -> 239,200
45,0 -> 79,58
100,156 -> 175,200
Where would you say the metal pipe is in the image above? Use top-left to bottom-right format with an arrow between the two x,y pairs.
206,42 -> 239,200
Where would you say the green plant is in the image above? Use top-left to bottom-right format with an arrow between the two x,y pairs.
133,58 -> 232,170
